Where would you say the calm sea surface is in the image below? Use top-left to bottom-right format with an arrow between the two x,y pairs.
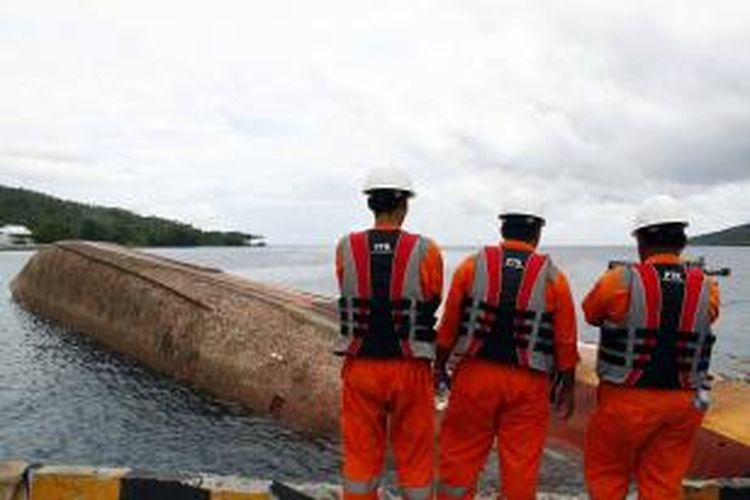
0,245 -> 747,492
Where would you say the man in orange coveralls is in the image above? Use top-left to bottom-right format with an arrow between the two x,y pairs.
435,195 -> 578,500
334,167 -> 443,499
583,195 -> 721,500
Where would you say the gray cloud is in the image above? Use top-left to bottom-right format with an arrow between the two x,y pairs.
0,0 -> 748,244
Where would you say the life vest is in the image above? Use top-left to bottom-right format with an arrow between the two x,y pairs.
454,246 -> 557,373
335,230 -> 438,359
596,263 -> 716,390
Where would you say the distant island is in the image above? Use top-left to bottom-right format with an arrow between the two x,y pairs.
691,223 -> 750,246
0,185 -> 264,247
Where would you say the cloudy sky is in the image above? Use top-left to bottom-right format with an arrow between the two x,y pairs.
1,0 -> 748,245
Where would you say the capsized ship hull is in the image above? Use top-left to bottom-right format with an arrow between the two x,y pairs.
11,241 -> 342,436
11,242 -> 750,478
545,344 -> 750,478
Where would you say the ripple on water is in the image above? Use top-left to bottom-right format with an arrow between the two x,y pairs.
3,310 -> 341,480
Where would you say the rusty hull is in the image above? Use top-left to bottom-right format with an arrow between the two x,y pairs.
11,241 -> 341,436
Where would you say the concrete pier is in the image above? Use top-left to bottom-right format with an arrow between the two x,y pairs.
1,460 -> 748,499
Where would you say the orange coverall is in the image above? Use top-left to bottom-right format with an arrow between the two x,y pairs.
582,253 -> 721,500
437,240 -> 579,500
336,223 -> 443,499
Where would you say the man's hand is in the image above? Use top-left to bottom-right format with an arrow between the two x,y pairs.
433,351 -> 451,411
434,364 -> 451,392
433,346 -> 452,392
550,369 -> 575,420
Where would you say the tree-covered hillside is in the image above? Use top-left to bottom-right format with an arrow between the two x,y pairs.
0,185 -> 262,246
691,224 -> 750,246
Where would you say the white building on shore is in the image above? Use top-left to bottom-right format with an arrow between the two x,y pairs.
0,225 -> 34,247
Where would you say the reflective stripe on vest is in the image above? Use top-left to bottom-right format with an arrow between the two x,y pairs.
453,246 -> 557,373
596,263 -> 716,389
335,230 -> 437,359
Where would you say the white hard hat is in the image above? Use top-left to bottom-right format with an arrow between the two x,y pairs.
499,192 -> 545,224
632,194 -> 689,235
362,167 -> 415,197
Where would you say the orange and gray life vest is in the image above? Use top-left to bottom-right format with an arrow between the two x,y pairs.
454,246 -> 557,373
335,229 -> 439,360
597,263 -> 716,390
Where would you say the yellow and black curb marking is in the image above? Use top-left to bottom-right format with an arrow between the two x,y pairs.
1,461 -> 748,499
0,461 -> 327,500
